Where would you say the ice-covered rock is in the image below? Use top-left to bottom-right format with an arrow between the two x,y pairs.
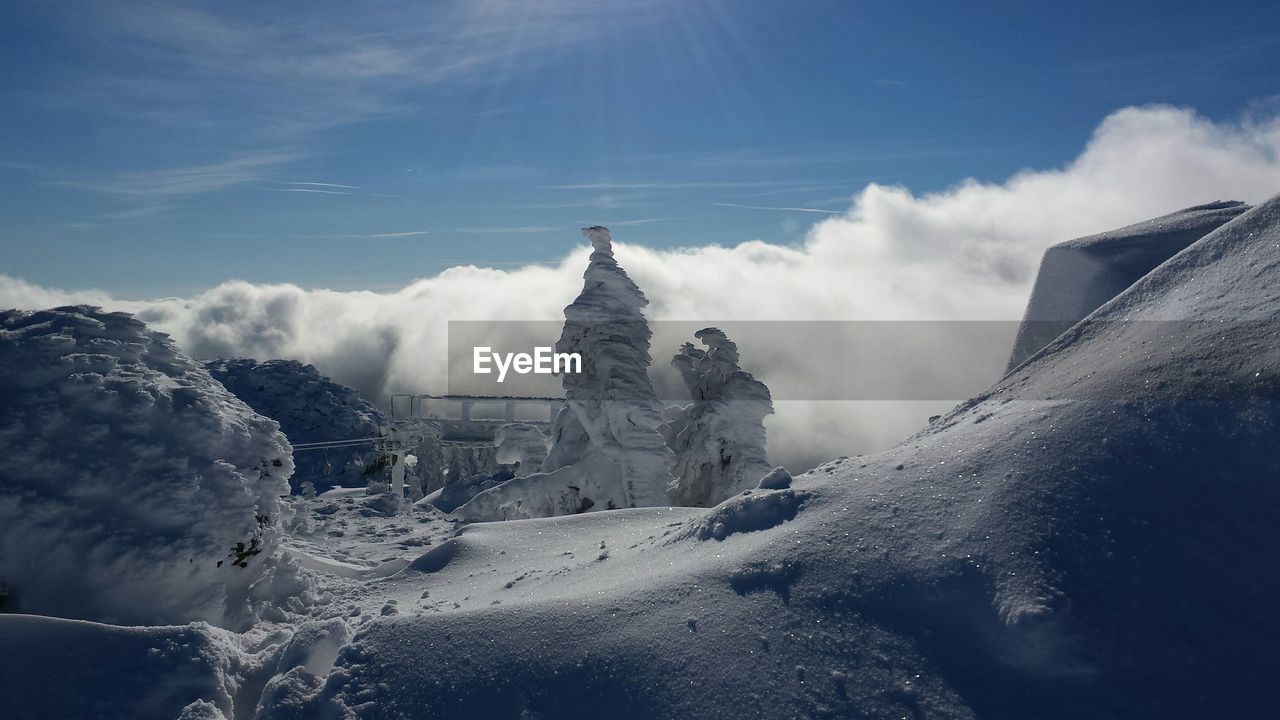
203,358 -> 386,493
665,327 -> 774,506
756,466 -> 792,490
0,307 -> 304,629
455,227 -> 673,521
1007,200 -> 1248,371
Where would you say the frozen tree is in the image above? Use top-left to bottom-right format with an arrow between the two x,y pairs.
665,327 -> 774,506
455,227 -> 673,520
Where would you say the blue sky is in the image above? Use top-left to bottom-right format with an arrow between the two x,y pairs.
2,0 -> 1278,297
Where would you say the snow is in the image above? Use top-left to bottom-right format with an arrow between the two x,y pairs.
665,327 -> 774,506
422,466 -> 514,514
0,615 -> 246,719
204,358 -> 386,494
0,307 -> 308,629
4,196 -> 1280,718
1007,200 -> 1248,371
266,194 -> 1280,718
454,227 -> 673,520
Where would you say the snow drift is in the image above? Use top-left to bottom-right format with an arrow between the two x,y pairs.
0,307 -> 303,629
204,358 -> 386,493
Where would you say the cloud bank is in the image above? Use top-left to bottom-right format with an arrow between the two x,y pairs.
5,105 -> 1279,470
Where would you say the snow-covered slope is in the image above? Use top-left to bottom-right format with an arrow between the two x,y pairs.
0,307 -> 305,629
1007,200 -> 1248,371
266,196 -> 1280,719
204,358 -> 386,493
0,615 -> 266,720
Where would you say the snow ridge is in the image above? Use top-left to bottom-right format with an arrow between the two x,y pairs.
1007,200 -> 1248,371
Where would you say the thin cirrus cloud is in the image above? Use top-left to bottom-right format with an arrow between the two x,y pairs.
4,105 -> 1280,470
548,180 -> 841,190
269,181 -> 362,190
34,2 -> 671,202
452,226 -> 564,235
50,151 -> 302,197
265,188 -> 355,196
712,202 -> 846,214
601,218 -> 681,226
199,230 -> 434,241
262,187 -> 404,199
364,230 -> 432,238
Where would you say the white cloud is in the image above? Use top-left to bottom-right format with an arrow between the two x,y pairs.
6,106 -> 1280,470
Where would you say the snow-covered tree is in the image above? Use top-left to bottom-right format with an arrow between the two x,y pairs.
665,327 -> 774,506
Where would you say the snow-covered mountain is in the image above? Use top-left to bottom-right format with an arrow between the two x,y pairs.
204,358 -> 386,493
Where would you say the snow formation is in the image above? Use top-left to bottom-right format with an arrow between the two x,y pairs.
0,307 -> 304,629
1007,200 -> 1248,371
455,227 -> 672,520
204,358 -> 386,493
664,327 -> 775,506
